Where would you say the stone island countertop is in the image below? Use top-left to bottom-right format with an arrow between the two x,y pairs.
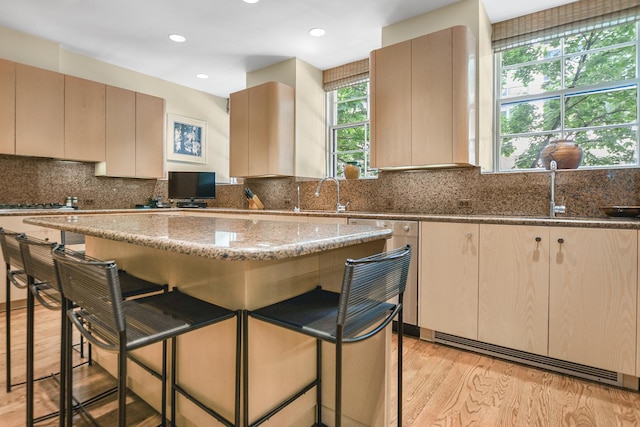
24,213 -> 392,261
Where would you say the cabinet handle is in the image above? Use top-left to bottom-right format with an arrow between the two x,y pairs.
558,238 -> 564,244
535,237 -> 541,242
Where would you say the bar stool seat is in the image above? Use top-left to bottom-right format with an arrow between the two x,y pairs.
53,245 -> 241,427
244,245 -> 411,427
17,234 -> 167,426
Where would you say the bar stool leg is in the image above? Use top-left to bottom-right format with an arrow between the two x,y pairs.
5,263 -> 11,393
26,279 -> 35,427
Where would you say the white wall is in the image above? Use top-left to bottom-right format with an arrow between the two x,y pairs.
0,26 -> 232,181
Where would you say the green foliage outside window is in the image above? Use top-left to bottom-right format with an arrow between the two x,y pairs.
328,81 -> 376,178
497,22 -> 639,170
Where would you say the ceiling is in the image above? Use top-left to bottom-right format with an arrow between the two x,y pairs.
0,0 -> 576,98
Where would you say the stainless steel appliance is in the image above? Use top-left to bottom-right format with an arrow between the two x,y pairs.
347,218 -> 419,336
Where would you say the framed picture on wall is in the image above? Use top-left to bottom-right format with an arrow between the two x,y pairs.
167,114 -> 207,164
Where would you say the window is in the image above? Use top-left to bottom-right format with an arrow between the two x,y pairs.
326,81 -> 376,178
496,22 -> 639,171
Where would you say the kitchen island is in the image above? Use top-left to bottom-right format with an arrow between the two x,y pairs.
24,213 -> 393,427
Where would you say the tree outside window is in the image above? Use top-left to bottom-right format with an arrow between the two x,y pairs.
327,81 -> 376,178
496,22 -> 639,171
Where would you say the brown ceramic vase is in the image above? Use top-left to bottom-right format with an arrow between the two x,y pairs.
540,140 -> 583,169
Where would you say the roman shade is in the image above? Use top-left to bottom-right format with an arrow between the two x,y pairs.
492,0 -> 640,51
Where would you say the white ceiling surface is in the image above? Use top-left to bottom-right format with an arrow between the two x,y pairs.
0,0 -> 576,97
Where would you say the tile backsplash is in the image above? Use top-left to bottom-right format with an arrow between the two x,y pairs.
2,154 -> 639,217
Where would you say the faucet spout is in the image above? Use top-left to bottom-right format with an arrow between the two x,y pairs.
315,177 -> 347,213
550,160 -> 566,217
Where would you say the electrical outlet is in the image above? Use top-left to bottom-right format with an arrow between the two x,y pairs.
284,199 -> 292,207
84,199 -> 95,206
384,198 -> 394,210
457,199 -> 472,209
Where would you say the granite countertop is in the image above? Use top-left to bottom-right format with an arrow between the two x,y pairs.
23,213 -> 393,261
7,206 -> 640,229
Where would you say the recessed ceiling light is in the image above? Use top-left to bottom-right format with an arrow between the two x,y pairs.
243,0 -> 260,3
196,73 -> 209,79
309,28 -> 326,37
168,34 -> 186,43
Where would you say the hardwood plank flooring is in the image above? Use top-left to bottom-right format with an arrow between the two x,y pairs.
2,304 -> 640,426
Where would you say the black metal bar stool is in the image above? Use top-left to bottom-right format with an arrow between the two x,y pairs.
243,245 -> 411,427
17,235 -> 168,426
0,227 -> 30,393
52,245 -> 241,427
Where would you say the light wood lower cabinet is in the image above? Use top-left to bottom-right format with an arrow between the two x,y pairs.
548,227 -> 637,376
478,224 -> 549,356
419,221 -> 478,339
422,223 -> 638,376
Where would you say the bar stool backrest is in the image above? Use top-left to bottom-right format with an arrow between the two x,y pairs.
17,235 -> 59,290
338,244 -> 411,339
0,228 -> 25,270
52,246 -> 126,337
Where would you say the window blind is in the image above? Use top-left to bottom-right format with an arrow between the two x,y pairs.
492,0 -> 640,51
322,58 -> 369,91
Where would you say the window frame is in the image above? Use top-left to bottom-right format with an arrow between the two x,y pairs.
494,21 -> 640,172
326,81 -> 375,178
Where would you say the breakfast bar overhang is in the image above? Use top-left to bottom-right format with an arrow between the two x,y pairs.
25,213 -> 394,426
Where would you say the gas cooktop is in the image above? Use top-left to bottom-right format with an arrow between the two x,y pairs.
0,203 -> 75,211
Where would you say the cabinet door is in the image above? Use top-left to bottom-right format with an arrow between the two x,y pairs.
101,85 -> 136,176
411,28 -> 453,165
0,59 -> 15,154
65,75 -> 106,162
549,227 -> 637,375
229,81 -> 294,178
229,89 -> 250,177
420,222 -> 478,339
478,224 -> 549,355
15,64 -> 64,158
370,39 -> 412,168
135,93 -> 165,178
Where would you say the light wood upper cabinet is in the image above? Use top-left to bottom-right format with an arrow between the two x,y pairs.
0,59 -> 15,154
370,26 -> 476,169
64,75 -> 106,162
101,85 -> 136,177
134,92 -> 165,178
478,224 -> 550,356
419,221 -> 479,339
97,89 -> 164,178
15,63 -> 64,158
369,39 -> 412,167
229,81 -> 294,178
548,227 -> 637,376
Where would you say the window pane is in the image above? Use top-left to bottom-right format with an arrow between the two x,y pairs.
336,126 -> 366,151
565,46 -> 636,88
565,87 -> 637,129
501,60 -> 561,97
337,99 -> 368,125
573,127 -> 638,166
501,40 -> 560,66
564,24 -> 636,53
501,98 -> 561,134
500,134 -> 563,170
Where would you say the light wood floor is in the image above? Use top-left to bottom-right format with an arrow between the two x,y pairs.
2,304 -> 640,426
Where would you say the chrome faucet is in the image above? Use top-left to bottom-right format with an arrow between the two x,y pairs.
550,160 -> 566,217
315,177 -> 348,213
